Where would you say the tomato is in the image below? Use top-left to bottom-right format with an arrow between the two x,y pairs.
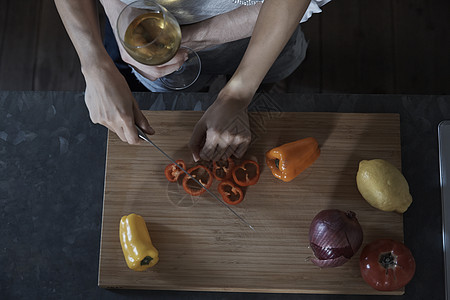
359,239 -> 415,291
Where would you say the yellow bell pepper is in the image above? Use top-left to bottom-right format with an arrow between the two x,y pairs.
119,213 -> 159,271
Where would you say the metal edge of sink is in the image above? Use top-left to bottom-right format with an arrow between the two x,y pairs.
438,120 -> 450,300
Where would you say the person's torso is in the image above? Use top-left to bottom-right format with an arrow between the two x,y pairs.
120,0 -> 262,24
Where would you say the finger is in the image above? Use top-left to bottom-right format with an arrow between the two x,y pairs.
153,63 -> 184,77
210,145 -> 227,162
233,136 -> 251,159
189,122 -> 207,162
159,48 -> 188,67
210,132 -> 234,161
233,143 -> 246,159
201,144 -> 220,161
132,65 -> 158,81
220,145 -> 237,161
200,129 -> 221,161
102,123 -> 126,143
133,101 -> 155,135
110,125 -> 127,143
133,63 -> 183,81
134,50 -> 188,80
122,120 -> 141,145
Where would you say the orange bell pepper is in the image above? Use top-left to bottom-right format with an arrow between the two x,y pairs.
265,137 -> 320,182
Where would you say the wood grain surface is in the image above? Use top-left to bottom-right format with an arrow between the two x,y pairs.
98,111 -> 404,294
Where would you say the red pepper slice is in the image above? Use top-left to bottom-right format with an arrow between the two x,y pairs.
218,180 -> 244,205
182,165 -> 213,196
212,158 -> 235,181
164,160 -> 187,182
232,160 -> 260,187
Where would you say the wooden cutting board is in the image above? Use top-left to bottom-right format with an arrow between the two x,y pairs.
98,111 -> 404,295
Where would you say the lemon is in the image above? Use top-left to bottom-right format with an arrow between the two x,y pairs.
356,159 -> 412,213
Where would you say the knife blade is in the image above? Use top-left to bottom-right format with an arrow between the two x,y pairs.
135,125 -> 255,231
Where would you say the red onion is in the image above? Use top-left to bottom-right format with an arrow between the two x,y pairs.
309,209 -> 363,268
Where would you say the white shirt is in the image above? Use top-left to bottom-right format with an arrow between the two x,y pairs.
301,0 -> 332,23
120,0 -> 332,24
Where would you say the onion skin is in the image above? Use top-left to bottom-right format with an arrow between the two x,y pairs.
310,255 -> 349,268
309,209 -> 363,268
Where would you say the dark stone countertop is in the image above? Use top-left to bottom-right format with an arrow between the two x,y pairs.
1,91 -> 448,299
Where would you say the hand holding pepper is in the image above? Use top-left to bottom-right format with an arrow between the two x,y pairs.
189,86 -> 252,162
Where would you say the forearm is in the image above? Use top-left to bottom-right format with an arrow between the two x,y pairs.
54,0 -> 114,76
99,0 -> 127,46
226,0 -> 310,99
181,3 -> 262,51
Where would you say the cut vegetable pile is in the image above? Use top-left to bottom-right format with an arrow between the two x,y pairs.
164,157 -> 260,205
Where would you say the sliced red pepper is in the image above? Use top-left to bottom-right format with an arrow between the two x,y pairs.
164,160 -> 187,182
218,180 -> 244,205
232,160 -> 260,187
182,165 -> 213,196
212,158 -> 235,181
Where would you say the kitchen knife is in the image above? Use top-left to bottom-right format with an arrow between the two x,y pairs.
135,125 -> 255,231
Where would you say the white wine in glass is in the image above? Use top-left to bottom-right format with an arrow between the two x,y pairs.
123,11 -> 180,65
117,0 -> 201,89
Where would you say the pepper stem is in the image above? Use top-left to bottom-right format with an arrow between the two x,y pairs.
140,256 -> 153,266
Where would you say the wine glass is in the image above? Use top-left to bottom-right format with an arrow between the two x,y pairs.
116,0 -> 201,90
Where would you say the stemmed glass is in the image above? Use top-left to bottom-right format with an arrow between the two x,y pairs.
116,0 -> 201,90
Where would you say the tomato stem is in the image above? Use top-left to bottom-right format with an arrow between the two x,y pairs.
379,251 -> 397,272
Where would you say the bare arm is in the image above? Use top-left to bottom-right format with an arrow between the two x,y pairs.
54,0 -> 154,144
189,0 -> 311,161
54,0 -> 111,84
228,0 -> 311,97
181,3 -> 263,51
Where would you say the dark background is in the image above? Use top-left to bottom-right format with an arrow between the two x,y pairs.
0,0 -> 449,94
0,0 -> 449,299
